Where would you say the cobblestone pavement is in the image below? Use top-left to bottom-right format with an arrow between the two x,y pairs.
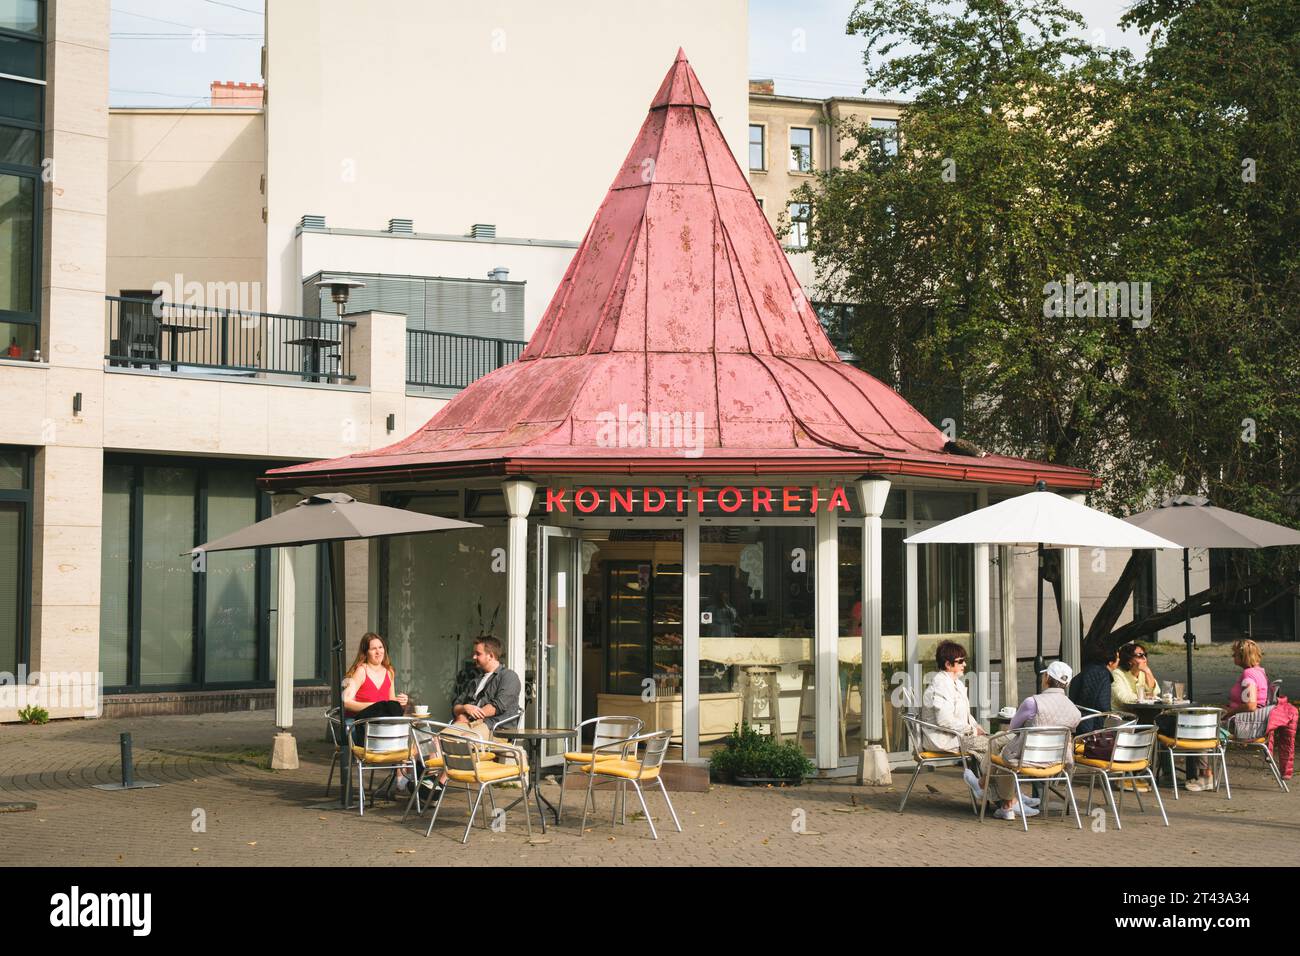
2,708 -> 1297,867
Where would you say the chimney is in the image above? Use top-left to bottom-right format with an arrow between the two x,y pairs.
487,267 -> 510,282
749,78 -> 775,95
210,80 -> 264,108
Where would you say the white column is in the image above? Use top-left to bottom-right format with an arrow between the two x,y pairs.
1060,547 -> 1082,668
270,546 -> 299,770
973,489 -> 992,722
905,542 -> 919,698
502,479 -> 536,713
855,479 -> 891,742
999,545 -> 1018,707
815,488 -> 839,770
683,502 -> 701,763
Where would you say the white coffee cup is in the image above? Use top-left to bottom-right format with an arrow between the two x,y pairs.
413,705 -> 429,716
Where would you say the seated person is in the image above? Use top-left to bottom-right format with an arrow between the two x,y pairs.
1111,642 -> 1159,707
969,661 -> 1082,820
423,635 -> 522,797
921,640 -> 985,755
342,632 -> 411,790
1071,642 -> 1120,733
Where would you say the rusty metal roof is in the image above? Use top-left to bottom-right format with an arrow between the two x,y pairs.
265,51 -> 1096,492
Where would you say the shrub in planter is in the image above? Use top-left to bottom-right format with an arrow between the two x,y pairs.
709,722 -> 815,785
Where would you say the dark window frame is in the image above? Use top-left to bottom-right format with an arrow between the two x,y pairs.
789,126 -> 813,173
0,4 -> 45,332
101,453 -> 328,694
748,123 -> 766,171
0,445 -> 33,671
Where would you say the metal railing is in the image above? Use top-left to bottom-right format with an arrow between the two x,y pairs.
406,328 -> 525,390
104,296 -> 356,383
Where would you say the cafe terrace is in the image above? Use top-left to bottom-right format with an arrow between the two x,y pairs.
262,51 -> 1097,776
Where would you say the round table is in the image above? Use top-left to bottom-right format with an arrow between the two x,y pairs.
493,727 -> 577,833
1117,700 -> 1199,784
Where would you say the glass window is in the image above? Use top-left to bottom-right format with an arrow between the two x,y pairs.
139,466 -> 195,685
0,33 -> 40,79
786,201 -> 810,249
789,127 -> 812,172
269,544 -> 321,681
699,525 -> 816,756
204,470 -> 258,683
0,445 -> 24,488
871,116 -> 899,157
0,0 -> 42,34
913,490 -> 977,522
0,76 -> 39,122
0,502 -> 22,671
99,464 -> 132,686
0,124 -> 37,165
0,172 -> 35,315
748,124 -> 765,170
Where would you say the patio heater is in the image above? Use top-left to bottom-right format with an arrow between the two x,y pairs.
308,277 -> 365,381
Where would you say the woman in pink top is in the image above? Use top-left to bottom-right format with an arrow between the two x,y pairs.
1223,639 -> 1297,780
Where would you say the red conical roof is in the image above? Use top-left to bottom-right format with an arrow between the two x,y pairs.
266,52 -> 1095,490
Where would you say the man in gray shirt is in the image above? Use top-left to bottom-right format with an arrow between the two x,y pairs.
451,635 -> 521,733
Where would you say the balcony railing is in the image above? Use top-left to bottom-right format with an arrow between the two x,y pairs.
406,328 -> 526,390
105,296 -> 356,383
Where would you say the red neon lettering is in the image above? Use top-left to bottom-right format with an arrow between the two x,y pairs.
782,486 -> 799,512
545,487 -> 568,512
610,487 -> 634,513
675,488 -> 686,513
826,486 -> 851,512
810,486 -> 820,513
718,486 -> 742,513
691,486 -> 707,512
644,487 -> 666,513
575,487 -> 600,513
752,486 -> 772,512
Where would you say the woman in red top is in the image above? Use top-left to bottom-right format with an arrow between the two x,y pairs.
343,632 -> 412,789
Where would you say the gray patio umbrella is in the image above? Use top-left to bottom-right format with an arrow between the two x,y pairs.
190,492 -> 480,810
1124,496 -> 1300,700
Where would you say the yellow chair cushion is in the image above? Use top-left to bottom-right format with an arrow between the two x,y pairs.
350,745 -> 411,765
1075,756 -> 1149,772
444,761 -> 526,784
562,751 -> 620,764
580,759 -> 659,780
1158,735 -> 1218,750
918,750 -> 961,760
1074,742 -> 1086,755
991,754 -> 1063,777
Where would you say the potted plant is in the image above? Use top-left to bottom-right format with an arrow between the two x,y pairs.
709,722 -> 815,786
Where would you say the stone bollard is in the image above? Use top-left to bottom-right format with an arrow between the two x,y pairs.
858,744 -> 893,786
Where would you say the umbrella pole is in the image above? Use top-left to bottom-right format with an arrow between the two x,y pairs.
1033,543 -> 1045,677
328,541 -> 351,811
1183,547 -> 1194,701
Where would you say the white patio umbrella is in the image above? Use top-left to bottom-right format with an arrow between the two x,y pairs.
905,483 -> 1179,675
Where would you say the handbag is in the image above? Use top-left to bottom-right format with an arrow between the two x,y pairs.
1083,730 -> 1117,761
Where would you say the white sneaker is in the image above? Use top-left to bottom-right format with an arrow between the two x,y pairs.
395,774 -> 410,794
963,768 -> 985,801
994,804 -> 1040,820
1020,793 -> 1041,808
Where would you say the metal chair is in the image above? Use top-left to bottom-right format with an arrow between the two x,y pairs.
557,714 -> 643,825
897,712 -> 979,815
978,726 -> 1082,831
1072,723 -> 1168,829
578,729 -> 682,840
350,717 -> 417,816
425,730 -> 532,843
117,299 -> 162,369
1269,679 -> 1283,706
324,706 -> 347,797
1226,705 -> 1289,793
1159,707 -> 1230,799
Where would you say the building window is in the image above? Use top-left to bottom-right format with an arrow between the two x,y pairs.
0,446 -> 31,673
0,1 -> 43,360
789,127 -> 812,173
99,456 -> 325,690
871,117 -> 899,158
756,197 -> 765,210
787,202 -> 811,249
748,124 -> 765,170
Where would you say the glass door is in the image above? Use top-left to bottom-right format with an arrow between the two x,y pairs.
539,527 -> 581,763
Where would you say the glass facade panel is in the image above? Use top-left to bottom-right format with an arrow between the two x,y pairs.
0,33 -> 40,78
139,466 -> 195,685
204,470 -> 257,682
916,542 -> 974,713
0,172 -> 34,313
699,525 -> 815,756
0,445 -> 24,488
0,123 -> 37,165
98,464 -> 132,686
269,544 -> 322,681
0,502 -> 20,671
0,0 -> 42,34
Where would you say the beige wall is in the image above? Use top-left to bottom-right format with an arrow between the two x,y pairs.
264,0 -> 750,314
107,109 -> 265,304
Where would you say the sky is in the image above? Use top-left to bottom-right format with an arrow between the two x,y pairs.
107,0 -> 1150,108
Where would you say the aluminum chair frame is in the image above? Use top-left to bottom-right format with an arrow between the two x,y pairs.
400,719 -> 458,821
1159,707 -> 1230,800
578,730 -> 682,840
426,731 -> 533,844
350,716 -> 418,816
978,726 -> 1082,832
557,715 -> 643,825
324,706 -> 346,797
897,713 -> 980,814
1226,705 -> 1289,793
1071,723 -> 1168,829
